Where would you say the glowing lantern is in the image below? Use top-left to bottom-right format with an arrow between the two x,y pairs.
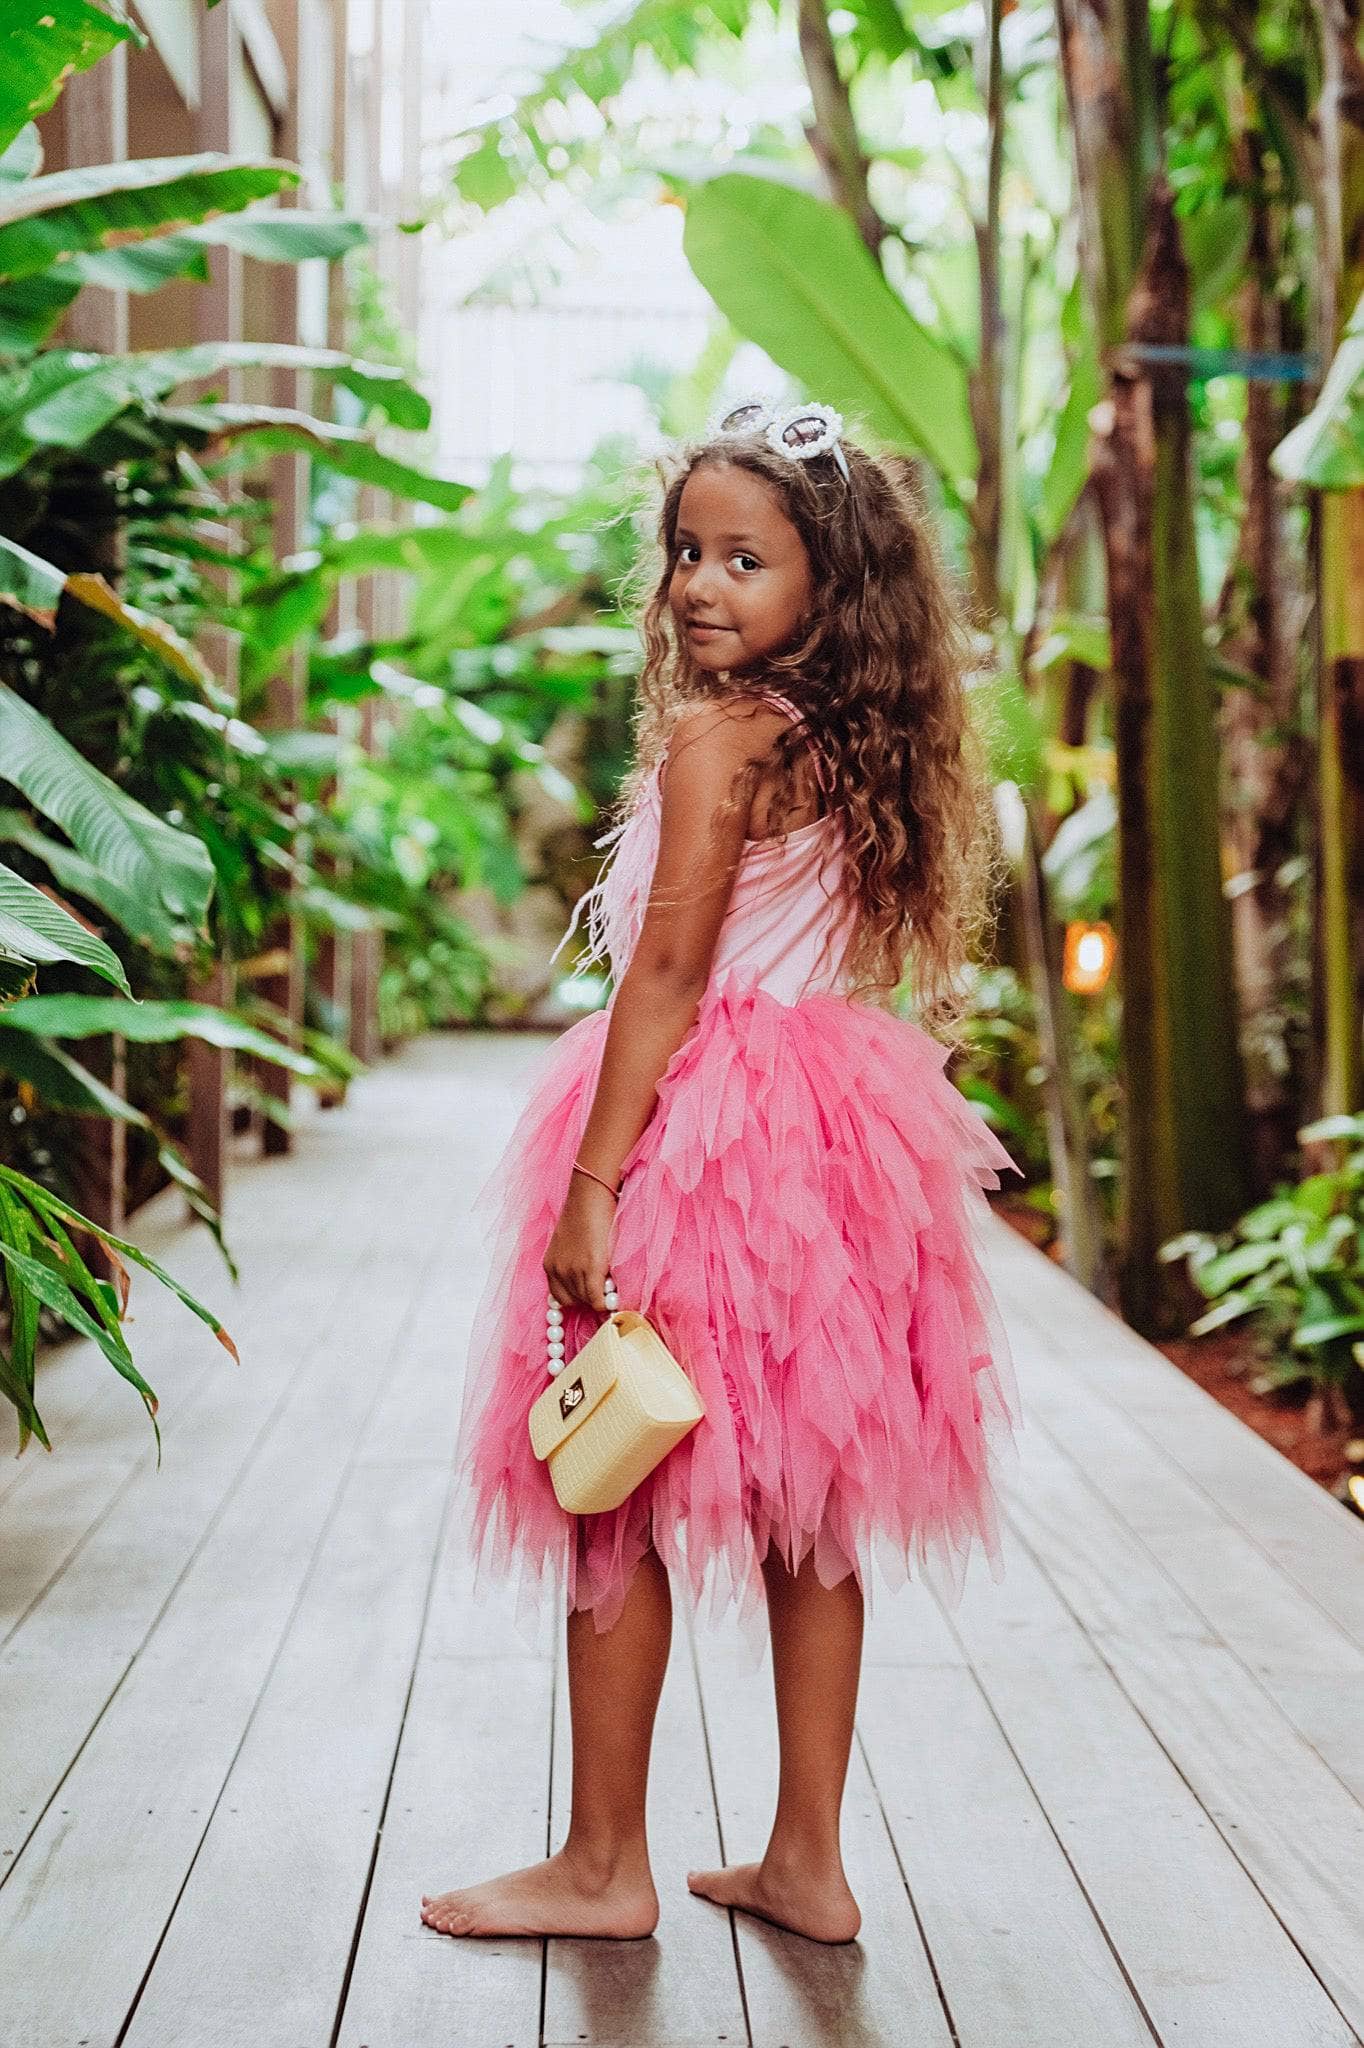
1063,919 -> 1116,994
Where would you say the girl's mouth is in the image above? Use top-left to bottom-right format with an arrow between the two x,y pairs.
687,622 -> 732,637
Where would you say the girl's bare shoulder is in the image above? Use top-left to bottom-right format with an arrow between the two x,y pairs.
665,692 -> 794,763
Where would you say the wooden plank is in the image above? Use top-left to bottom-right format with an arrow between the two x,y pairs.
943,1528 -> 1358,2048
541,1615 -> 748,2048
334,1525 -> 553,2048
120,1460 -> 449,2047
9,1035 -> 1363,2047
0,1063 -> 438,1640
0,1152 -> 461,2046
0,1455 -> 132,1642
0,1251 -> 451,2047
856,1588 -> 1155,2046
1006,1425 -> 1364,2040
1006,1309 -> 1364,1804
0,1054 -> 417,1564
0,1155 -> 429,1872
861,1571 -> 972,1667
689,1603 -> 952,2048
984,1218 -> 1364,1649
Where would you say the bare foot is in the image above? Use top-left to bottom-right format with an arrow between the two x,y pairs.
420,1845 -> 659,1940
686,1855 -> 861,1944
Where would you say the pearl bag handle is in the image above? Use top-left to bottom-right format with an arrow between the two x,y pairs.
545,1276 -> 619,1376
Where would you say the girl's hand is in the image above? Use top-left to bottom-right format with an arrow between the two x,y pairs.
544,1174 -> 618,1310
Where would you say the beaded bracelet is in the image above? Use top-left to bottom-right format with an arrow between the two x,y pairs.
572,1158 -> 622,1199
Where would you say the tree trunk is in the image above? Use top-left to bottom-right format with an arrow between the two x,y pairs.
1216,111 -> 1311,1180
1057,0 -> 1250,1328
1313,0 -> 1364,1116
796,0 -> 885,259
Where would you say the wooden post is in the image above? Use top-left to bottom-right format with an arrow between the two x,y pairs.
186,965 -> 230,1216
51,49 -> 130,1265
182,0 -> 242,1209
249,0 -> 307,1155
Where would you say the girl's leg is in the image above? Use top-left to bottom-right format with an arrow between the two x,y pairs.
421,1543 -> 672,1938
686,1545 -> 864,1943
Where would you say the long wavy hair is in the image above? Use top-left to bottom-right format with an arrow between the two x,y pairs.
607,415 -> 1006,1038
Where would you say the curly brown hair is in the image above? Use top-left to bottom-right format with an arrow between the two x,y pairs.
607,416 -> 1006,1037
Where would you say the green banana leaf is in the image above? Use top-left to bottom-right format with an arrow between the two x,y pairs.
0,684 -> 216,949
0,528 -> 64,613
0,808 -> 199,955
1272,293 -> 1364,490
0,342 -> 429,473
0,859 -> 132,996
0,994 -> 325,1076
188,209 -> 370,262
0,266 -> 80,351
1,532 -> 217,693
1035,284 -> 1102,547
1031,611 -> 1112,673
0,1 -> 138,157
972,668 -> 1046,793
0,153 -> 299,282
66,208 -> 370,292
0,210 -> 370,349
682,172 -> 977,487
158,402 -> 471,511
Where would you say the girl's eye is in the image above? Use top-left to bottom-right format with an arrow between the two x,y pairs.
675,544 -> 760,570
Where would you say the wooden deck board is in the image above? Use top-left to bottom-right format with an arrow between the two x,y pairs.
3,1033 -> 1362,2047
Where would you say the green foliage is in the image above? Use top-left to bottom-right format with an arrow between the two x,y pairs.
683,173 -> 978,488
447,0 -> 773,212
1160,1115 -> 1364,1411
0,49 -> 486,1452
0,1 -> 138,157
0,153 -> 300,282
0,341 -> 429,477
0,994 -> 328,1073
160,403 -> 472,513
0,681 -> 216,950
0,1160 -> 240,1456
0,858 -> 131,997
1272,291 -> 1364,489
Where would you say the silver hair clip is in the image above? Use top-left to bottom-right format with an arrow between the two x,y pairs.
706,397 -> 851,482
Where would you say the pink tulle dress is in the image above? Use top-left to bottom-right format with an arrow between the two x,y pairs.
453,691 -> 1024,1650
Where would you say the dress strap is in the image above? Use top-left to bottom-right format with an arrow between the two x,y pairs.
752,690 -> 834,800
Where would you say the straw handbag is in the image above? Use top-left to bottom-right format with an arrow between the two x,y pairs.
529,1277 -> 704,1514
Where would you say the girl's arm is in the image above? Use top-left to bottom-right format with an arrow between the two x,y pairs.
544,699 -> 779,1311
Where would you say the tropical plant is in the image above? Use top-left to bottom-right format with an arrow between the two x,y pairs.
0,18 -> 484,1446
1160,1114 -> 1364,1427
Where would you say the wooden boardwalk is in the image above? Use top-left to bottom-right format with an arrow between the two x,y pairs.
4,1032 -> 1364,2048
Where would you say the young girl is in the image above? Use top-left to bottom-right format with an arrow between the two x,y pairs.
424,397 -> 1023,1947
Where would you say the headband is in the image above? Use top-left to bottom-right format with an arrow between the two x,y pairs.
705,396 -> 850,483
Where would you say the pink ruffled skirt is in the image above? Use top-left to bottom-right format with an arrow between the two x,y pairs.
453,971 -> 1024,1649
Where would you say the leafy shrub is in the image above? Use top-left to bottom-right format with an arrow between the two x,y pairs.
1160,1113 -> 1364,1421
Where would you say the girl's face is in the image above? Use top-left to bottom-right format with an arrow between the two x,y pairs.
668,461 -> 814,675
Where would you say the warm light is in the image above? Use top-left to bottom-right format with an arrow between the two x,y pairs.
1348,1474 -> 1364,1516
1063,919 -> 1116,994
